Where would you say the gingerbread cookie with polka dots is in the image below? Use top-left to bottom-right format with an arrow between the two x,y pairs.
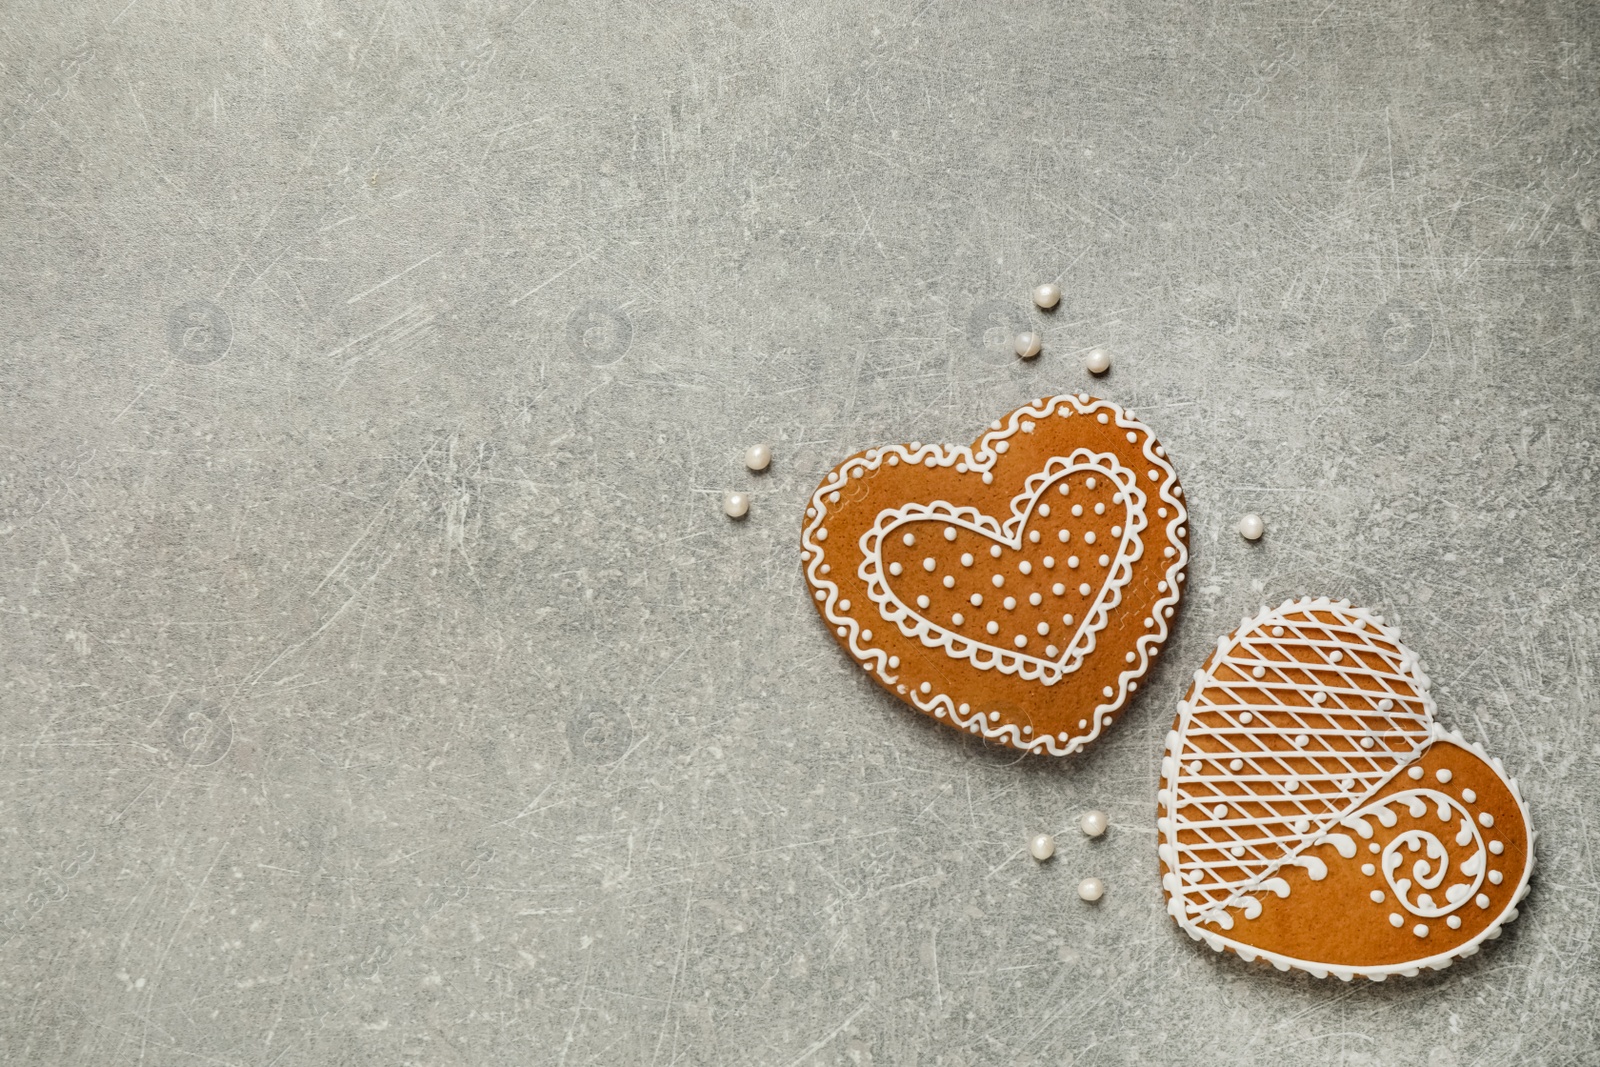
1159,598 -> 1535,979
800,394 -> 1188,754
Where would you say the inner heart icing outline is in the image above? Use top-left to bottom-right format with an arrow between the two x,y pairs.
801,393 -> 1188,755
861,449 -> 1148,684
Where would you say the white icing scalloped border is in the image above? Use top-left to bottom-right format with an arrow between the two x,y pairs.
800,393 -> 1188,755
1159,599 -> 1535,979
859,449 -> 1146,685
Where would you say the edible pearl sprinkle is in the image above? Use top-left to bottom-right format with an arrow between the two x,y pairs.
1029,833 -> 1055,861
722,491 -> 750,519
743,443 -> 771,471
1238,513 -> 1265,541
1015,331 -> 1042,359
1084,348 -> 1111,374
1079,810 -> 1108,837
1032,282 -> 1061,309
1077,877 -> 1105,902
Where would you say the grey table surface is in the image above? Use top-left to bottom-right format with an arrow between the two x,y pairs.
2,1 -> 1597,1064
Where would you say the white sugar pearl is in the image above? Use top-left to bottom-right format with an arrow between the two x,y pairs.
1077,877 -> 1105,902
1032,282 -> 1061,309
1029,833 -> 1055,861
1015,331 -> 1042,359
722,492 -> 750,519
1084,348 -> 1111,374
743,443 -> 771,471
1079,810 -> 1108,837
1238,513 -> 1265,541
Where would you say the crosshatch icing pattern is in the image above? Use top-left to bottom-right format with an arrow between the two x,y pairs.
801,394 -> 1188,754
1159,598 -> 1535,980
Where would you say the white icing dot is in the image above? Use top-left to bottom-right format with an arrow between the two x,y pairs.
1062,614 -> 1074,626
806,507 -> 816,518
1019,561 -> 1033,575
1143,618 -> 1153,629
1361,863 -> 1375,876
1408,766 -> 1424,780
838,598 -> 852,611
1239,712 -> 1253,724
1462,788 -> 1477,803
1388,913 -> 1403,928
1068,556 -> 1080,568
1163,546 -> 1175,558
919,682 -> 931,694
923,557 -> 937,572
1043,556 -> 1055,568
916,595 -> 929,609
1489,840 -> 1504,855
889,562 -> 903,576
1014,635 -> 1027,649
1029,592 -> 1042,606
1058,483 -> 1070,495
1293,734 -> 1310,748
1124,651 -> 1135,663
1211,804 -> 1228,819
902,533 -> 915,546
1272,626 -> 1285,637
1003,596 -> 1017,610
943,576 -> 955,589
1329,650 -> 1344,663
1148,470 -> 1158,481
1086,478 -> 1097,489
1476,894 -> 1491,909
1360,736 -> 1376,750
1412,924 -> 1429,939
889,656 -> 900,668
989,711 -> 999,721
1084,531 -> 1097,545
1293,818 -> 1310,835
1251,666 -> 1266,679
943,526 -> 957,541
1098,554 -> 1110,567
970,594 -> 984,607
1230,846 -> 1245,858
836,627 -> 846,636
1096,413 -> 1109,425
1078,583 -> 1092,596
1436,769 -> 1453,783
1052,583 -> 1066,596
1046,644 -> 1059,656
1488,869 -> 1503,885
1102,685 -> 1114,698
1037,622 -> 1050,636
1094,502 -> 1106,516
1370,890 -> 1385,903
1479,812 -> 1494,827
986,621 -> 999,635
1378,698 -> 1394,711
1039,504 -> 1051,518
1126,431 -> 1137,443
1158,507 -> 1168,518
829,492 -> 841,503
952,613 -> 965,626
961,553 -> 974,567
1311,692 -> 1327,704
1229,758 -> 1243,771
991,574 -> 1005,588
990,544 -> 1002,558
1283,779 -> 1300,793
1187,760 -> 1202,774
1447,915 -> 1462,930
1370,842 -> 1380,854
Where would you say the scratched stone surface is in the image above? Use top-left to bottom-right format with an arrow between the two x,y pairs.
1,1 -> 1597,1064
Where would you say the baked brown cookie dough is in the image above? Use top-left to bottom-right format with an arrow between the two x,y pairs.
800,394 -> 1188,754
1159,598 -> 1534,979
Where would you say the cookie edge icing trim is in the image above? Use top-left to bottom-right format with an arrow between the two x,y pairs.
800,393 -> 1188,755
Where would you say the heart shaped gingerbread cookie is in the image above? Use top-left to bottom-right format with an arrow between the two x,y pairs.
1159,598 -> 1535,979
801,394 -> 1188,754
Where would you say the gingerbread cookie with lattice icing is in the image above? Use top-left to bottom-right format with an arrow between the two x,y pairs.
800,394 -> 1188,754
1159,598 -> 1534,980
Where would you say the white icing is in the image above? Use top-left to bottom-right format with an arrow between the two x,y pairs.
800,394 -> 1188,754
1163,598 -> 1435,928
